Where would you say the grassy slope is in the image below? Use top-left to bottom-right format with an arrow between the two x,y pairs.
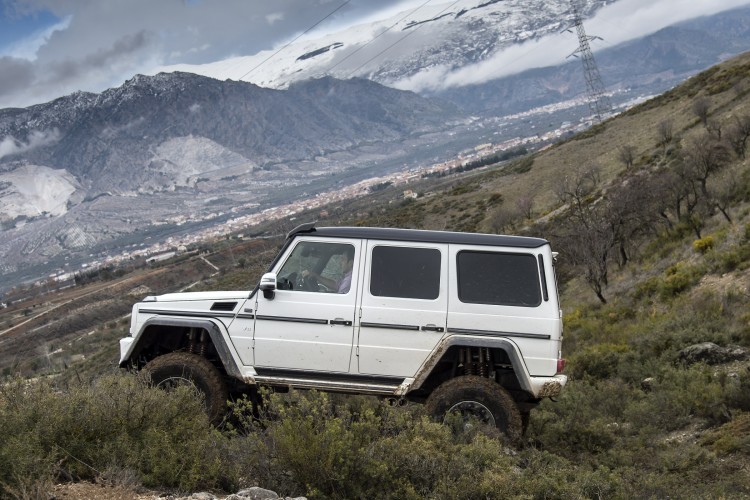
2,52 -> 750,498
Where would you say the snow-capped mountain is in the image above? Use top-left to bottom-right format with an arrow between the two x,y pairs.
0,72 -> 465,283
153,0 -> 750,116
0,72 -> 460,196
155,0 -> 612,92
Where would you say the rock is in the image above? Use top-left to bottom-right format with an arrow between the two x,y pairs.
236,487 -> 279,499
678,342 -> 749,365
641,377 -> 655,391
188,493 -> 217,500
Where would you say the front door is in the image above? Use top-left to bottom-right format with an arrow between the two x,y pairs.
252,238 -> 361,373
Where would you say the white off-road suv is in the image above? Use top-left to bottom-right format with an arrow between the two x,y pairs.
120,223 -> 567,440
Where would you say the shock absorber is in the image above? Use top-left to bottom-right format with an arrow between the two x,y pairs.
478,348 -> 487,378
188,329 -> 198,354
199,330 -> 208,357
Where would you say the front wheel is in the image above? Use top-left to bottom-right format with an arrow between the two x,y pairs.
425,376 -> 522,444
144,352 -> 228,425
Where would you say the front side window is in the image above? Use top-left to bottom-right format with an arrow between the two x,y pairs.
277,241 -> 355,293
370,246 -> 441,300
457,251 -> 541,307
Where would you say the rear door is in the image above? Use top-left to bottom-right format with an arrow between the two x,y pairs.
357,241 -> 448,377
446,244 -> 561,376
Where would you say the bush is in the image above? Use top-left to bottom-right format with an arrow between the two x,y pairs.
661,263 -> 703,298
567,343 -> 631,380
0,374 -> 230,496
230,390 -> 518,499
693,236 -> 715,254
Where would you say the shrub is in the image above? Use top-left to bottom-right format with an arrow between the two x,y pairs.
232,390 -> 518,499
701,412 -> 750,455
567,343 -> 631,380
693,236 -> 715,254
0,374 -> 230,496
662,263 -> 696,295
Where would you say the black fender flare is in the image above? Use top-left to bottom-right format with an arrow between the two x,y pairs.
120,316 -> 243,381
409,334 -> 533,394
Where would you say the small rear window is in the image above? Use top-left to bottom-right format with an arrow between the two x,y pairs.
457,251 -> 541,307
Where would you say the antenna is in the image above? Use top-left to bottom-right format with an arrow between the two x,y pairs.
566,0 -> 611,123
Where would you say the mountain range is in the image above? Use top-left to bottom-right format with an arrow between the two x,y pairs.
159,1 -> 750,115
0,74 -> 463,285
158,0 -> 612,93
436,6 -> 750,115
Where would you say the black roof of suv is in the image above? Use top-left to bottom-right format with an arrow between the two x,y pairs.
288,223 -> 548,249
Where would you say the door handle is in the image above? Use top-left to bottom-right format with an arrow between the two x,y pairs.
330,318 -> 353,326
421,324 -> 445,332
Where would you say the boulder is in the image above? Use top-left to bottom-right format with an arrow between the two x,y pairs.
678,342 -> 749,365
235,487 -> 280,499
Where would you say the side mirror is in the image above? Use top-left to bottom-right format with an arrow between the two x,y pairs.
260,272 -> 277,299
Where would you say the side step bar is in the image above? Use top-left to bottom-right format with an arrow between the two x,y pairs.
253,375 -> 402,395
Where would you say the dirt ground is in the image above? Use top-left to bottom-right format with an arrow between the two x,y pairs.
50,482 -> 158,499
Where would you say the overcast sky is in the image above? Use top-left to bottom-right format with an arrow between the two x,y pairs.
1,0 -> 749,109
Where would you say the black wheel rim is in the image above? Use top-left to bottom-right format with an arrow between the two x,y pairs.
156,376 -> 196,391
446,401 -> 496,428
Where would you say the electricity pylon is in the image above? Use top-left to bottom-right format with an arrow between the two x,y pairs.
567,1 -> 611,123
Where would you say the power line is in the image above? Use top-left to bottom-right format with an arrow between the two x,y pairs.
236,0 -> 351,82
317,0 -> 434,78
345,0 -> 462,79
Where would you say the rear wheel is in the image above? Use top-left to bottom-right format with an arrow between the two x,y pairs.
425,375 -> 522,444
144,352 -> 228,425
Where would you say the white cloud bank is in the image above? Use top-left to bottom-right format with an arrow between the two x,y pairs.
392,0 -> 750,92
0,129 -> 61,161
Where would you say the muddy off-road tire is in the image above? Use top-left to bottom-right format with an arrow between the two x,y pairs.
144,352 -> 228,425
425,375 -> 522,443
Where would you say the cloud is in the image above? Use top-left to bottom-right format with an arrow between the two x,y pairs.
1,0 -> 750,108
0,129 -> 61,160
0,15 -> 71,60
392,0 -> 750,92
266,12 -> 285,25
0,0 -> 412,107
0,57 -> 35,99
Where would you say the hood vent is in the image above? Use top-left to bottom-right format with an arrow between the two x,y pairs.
210,301 -> 238,312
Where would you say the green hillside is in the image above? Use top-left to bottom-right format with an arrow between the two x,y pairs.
2,52 -> 750,498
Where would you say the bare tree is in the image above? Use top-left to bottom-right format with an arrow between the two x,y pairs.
726,114 -> 750,159
515,195 -> 535,220
682,132 -> 731,200
656,119 -> 674,153
652,168 -> 690,229
488,205 -> 519,234
555,166 -> 600,217
563,221 -> 613,304
603,174 -> 665,266
707,170 -> 739,223
553,166 -> 613,303
617,144 -> 637,170
692,97 -> 710,127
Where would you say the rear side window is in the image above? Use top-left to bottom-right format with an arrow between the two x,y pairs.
457,251 -> 541,307
370,246 -> 441,300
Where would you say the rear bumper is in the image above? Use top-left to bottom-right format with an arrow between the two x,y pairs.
529,374 -> 567,398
